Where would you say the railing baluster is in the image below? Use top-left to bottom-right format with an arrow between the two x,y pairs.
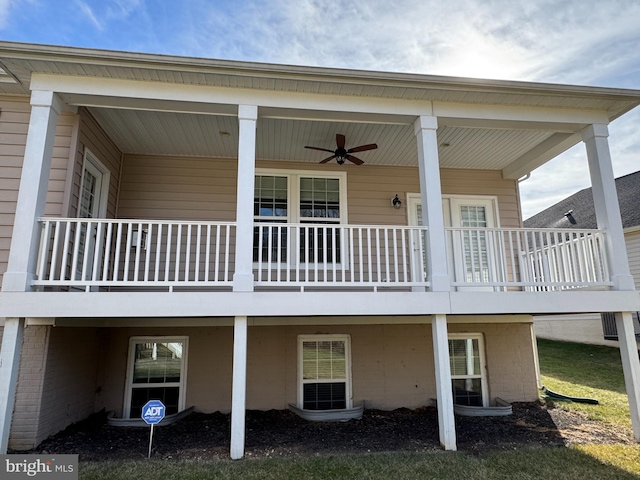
185,224 -> 192,282
103,222 -> 113,282
91,222 -> 104,284
49,221 -> 61,281
205,224 -> 211,282
195,224 -> 202,282
133,222 -> 142,282
144,224 -> 153,282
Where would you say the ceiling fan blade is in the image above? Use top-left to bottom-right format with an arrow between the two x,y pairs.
320,155 -> 337,164
305,146 -> 335,153
346,154 -> 364,165
348,143 -> 378,153
336,134 -> 346,149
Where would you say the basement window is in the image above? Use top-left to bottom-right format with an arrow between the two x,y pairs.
448,333 -> 488,407
298,335 -> 351,410
124,336 -> 188,418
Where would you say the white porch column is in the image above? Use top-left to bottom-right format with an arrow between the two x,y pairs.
432,314 -> 456,450
233,105 -> 258,292
414,116 -> 450,292
582,124 -> 635,291
230,315 -> 248,459
2,91 -> 62,292
615,312 -> 640,440
0,318 -> 25,453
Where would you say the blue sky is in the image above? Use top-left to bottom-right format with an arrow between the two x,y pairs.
1,0 -> 639,218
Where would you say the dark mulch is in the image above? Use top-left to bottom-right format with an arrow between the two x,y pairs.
20,402 -> 634,461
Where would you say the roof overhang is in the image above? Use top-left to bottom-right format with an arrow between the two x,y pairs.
1,41 -> 639,177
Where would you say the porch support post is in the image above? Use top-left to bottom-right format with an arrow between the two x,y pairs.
0,318 -> 25,453
230,315 -> 248,459
582,124 -> 634,291
2,91 -> 62,292
233,105 -> 258,292
432,313 -> 456,450
615,312 -> 640,440
414,116 -> 450,292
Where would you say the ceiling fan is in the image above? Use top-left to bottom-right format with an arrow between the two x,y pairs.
305,134 -> 377,165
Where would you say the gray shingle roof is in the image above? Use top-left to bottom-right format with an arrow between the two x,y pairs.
524,170 -> 640,230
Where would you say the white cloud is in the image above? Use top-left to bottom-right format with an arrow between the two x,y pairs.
75,0 -> 103,31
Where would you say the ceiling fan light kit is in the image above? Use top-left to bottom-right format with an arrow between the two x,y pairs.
305,133 -> 377,166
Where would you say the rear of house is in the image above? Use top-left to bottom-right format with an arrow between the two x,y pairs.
0,42 -> 639,459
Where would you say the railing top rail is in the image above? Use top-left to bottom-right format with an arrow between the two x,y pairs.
38,217 -> 237,226
254,222 -> 429,230
445,226 -> 605,234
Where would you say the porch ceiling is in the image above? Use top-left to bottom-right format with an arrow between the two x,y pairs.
89,106 -> 555,170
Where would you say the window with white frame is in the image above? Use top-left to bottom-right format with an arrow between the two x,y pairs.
124,337 -> 188,418
253,170 -> 347,264
298,335 -> 351,410
448,333 -> 487,406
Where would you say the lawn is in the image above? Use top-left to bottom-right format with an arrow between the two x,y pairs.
76,339 -> 640,479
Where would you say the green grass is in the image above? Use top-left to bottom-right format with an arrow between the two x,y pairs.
77,339 -> 640,479
78,448 -> 640,480
537,338 -> 635,427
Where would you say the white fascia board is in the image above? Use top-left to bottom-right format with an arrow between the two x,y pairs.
434,102 -> 610,127
31,73 -> 434,118
449,290 -> 640,314
1,290 -> 639,319
0,291 -> 452,318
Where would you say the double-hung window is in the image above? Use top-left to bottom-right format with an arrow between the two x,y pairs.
253,169 -> 347,265
448,333 -> 487,406
298,335 -> 352,410
124,336 -> 188,418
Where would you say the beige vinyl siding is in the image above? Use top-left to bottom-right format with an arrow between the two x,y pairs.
68,108 -> 121,218
625,229 -> 640,290
117,155 -> 237,220
0,96 -> 76,285
117,155 -> 520,228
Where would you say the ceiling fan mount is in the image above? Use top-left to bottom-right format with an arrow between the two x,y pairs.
305,134 -> 377,165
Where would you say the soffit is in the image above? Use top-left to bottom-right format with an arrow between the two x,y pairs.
89,107 -> 553,170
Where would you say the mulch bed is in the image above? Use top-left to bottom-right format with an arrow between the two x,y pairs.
21,402 -> 634,460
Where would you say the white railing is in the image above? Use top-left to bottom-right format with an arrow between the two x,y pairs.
34,219 -> 611,292
35,218 -> 236,291
254,223 -> 430,289
446,227 -> 611,291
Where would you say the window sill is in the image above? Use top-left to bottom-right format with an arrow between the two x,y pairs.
288,403 -> 364,422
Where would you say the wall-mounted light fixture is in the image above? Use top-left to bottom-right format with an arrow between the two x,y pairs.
392,194 -> 402,209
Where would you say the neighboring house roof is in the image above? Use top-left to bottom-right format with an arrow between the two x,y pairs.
524,170 -> 640,230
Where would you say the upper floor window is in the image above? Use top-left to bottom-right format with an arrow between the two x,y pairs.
253,170 -> 347,264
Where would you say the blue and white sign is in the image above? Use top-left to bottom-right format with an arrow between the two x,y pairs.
141,400 -> 166,425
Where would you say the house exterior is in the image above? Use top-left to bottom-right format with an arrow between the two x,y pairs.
525,171 -> 640,346
0,41 -> 639,459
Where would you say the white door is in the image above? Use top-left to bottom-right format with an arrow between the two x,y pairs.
77,152 -> 109,281
449,197 -> 498,291
407,194 -> 499,291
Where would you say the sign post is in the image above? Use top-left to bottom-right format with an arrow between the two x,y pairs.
141,400 -> 166,458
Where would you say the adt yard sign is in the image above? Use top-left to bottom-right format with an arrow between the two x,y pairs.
142,400 -> 165,458
142,400 -> 166,425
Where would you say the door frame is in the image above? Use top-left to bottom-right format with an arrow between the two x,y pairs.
406,194 -> 500,290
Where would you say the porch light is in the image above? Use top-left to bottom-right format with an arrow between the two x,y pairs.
392,194 -> 402,209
